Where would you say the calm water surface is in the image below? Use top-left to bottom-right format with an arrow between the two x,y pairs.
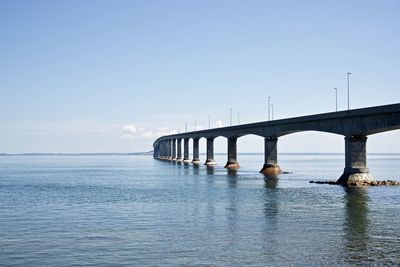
1,154 -> 400,266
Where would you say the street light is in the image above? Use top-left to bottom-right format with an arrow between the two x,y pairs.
208,114 -> 211,129
268,96 -> 271,121
334,88 -> 338,112
271,104 -> 274,120
347,73 -> 351,110
230,108 -> 232,126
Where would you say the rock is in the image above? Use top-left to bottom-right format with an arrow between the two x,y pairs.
309,180 -> 337,185
310,179 -> 400,186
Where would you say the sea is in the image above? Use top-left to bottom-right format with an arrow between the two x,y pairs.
0,153 -> 399,266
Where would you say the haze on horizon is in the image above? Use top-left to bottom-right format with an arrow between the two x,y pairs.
0,0 -> 399,154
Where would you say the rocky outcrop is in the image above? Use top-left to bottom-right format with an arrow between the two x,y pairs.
310,180 -> 400,186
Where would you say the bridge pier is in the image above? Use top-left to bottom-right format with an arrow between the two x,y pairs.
224,137 -> 240,169
171,139 -> 177,160
260,136 -> 282,176
167,139 -> 172,160
158,142 -> 163,159
176,138 -> 182,161
192,138 -> 201,164
205,138 -> 216,166
162,141 -> 167,159
154,143 -> 158,158
158,143 -> 162,159
337,135 -> 374,185
183,138 -> 191,163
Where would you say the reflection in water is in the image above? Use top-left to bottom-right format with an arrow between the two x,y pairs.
263,173 -> 280,181
343,186 -> 370,264
225,169 -> 238,255
260,177 -> 279,260
264,177 -> 279,189
206,166 -> 215,175
227,168 -> 237,176
182,163 -> 190,176
226,169 -> 238,187
263,177 -> 279,219
192,164 -> 200,175
205,173 -> 216,231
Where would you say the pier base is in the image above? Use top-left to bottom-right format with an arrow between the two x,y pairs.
192,159 -> 201,165
337,168 -> 374,185
205,160 -> 217,166
260,163 -> 282,176
224,161 -> 240,169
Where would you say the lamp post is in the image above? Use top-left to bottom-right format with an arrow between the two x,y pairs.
334,88 -> 338,112
230,108 -> 232,126
347,73 -> 351,110
208,114 -> 211,129
237,112 -> 240,125
271,104 -> 274,120
268,96 -> 271,121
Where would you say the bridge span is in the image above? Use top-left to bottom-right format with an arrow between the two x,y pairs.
153,103 -> 400,184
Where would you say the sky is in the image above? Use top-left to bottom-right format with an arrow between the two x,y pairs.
0,0 -> 399,153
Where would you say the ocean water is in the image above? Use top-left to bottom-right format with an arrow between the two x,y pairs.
0,154 -> 399,266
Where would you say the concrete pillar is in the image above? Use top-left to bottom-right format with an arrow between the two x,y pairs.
337,135 -> 374,185
183,138 -> 191,163
171,139 -> 177,160
167,139 -> 172,160
164,141 -> 168,159
205,138 -> 216,166
156,143 -> 160,159
224,137 -> 240,169
260,136 -> 282,176
156,144 -> 159,158
176,138 -> 182,161
161,142 -> 166,159
192,138 -> 201,164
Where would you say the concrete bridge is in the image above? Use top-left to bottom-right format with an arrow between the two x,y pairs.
153,103 -> 400,184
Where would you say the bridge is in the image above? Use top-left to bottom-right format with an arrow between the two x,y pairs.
153,103 -> 400,184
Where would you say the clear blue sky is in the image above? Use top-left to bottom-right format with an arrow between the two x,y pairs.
0,0 -> 399,153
